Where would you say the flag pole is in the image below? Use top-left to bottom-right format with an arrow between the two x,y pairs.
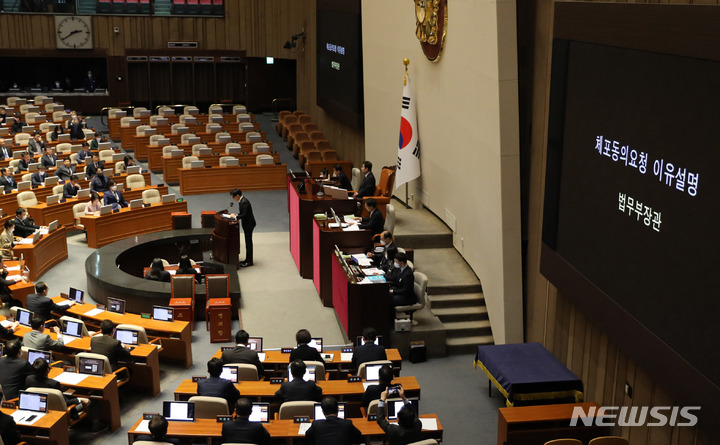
403,58 -> 411,209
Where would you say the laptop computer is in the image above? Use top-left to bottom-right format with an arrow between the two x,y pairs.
129,199 -> 143,209
189,160 -> 204,169
115,328 -> 139,346
18,391 -> 48,414
247,337 -> 263,352
17,308 -> 33,327
68,287 -> 84,303
249,403 -> 270,423
78,356 -> 105,376
161,194 -> 176,204
223,158 -> 239,167
28,163 -> 40,172
107,297 -> 126,315
356,335 -> 384,347
163,401 -> 195,422
46,194 -> 60,205
386,398 -> 419,420
152,305 -> 174,322
63,319 -> 83,338
314,402 -> 345,420
44,176 -> 59,187
47,220 -> 58,232
98,142 -> 112,149
99,205 -> 112,215
77,189 -> 91,199
220,365 -> 239,383
287,364 -> 317,382
30,231 -> 41,244
27,349 -> 51,365
307,337 -> 323,353
364,364 -> 384,382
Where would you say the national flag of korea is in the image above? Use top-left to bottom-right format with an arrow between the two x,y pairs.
396,72 -> 421,190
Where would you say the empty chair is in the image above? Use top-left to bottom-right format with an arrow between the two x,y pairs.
302,122 -> 319,133
358,360 -> 393,379
314,140 -> 332,152
219,156 -> 237,167
73,203 -> 86,229
183,106 -> 200,115
75,352 -> 130,387
24,388 -> 88,427
225,143 -> 242,154
99,149 -> 115,163
52,184 -> 64,196
59,315 -> 91,337
588,437 -> 629,445
53,111 -> 66,122
21,173 -> 32,183
162,145 -> 175,156
291,132 -> 310,155
83,129 -> 95,139
149,115 -> 164,126
235,113 -> 251,123
245,132 -> 261,142
544,440 -> 583,445
208,105 -> 223,114
284,123 -> 303,145
107,108 -> 123,118
191,144 -> 208,155
233,105 -> 247,114
179,115 -> 196,125
394,272 -> 428,323
256,155 -> 274,165
302,150 -> 322,169
188,396 -> 229,418
133,107 -> 149,117
142,189 -> 161,204
115,324 -> 150,344
239,122 -> 254,132
182,156 -> 199,169
8,159 -> 20,172
6,96 -> 21,106
297,114 -> 312,125
56,143 -> 72,154
206,123 -> 222,133
120,116 -> 136,127
136,124 -> 152,136
19,104 -> 32,114
25,113 -> 42,124
39,122 -> 53,132
322,151 -> 338,162
15,133 -> 30,145
215,132 -> 231,142
69,153 -> 78,165
252,143 -> 270,154
181,133 -> 195,145
114,161 -> 124,174
308,131 -> 325,142
171,123 -> 187,134
126,174 -> 146,188
278,401 -> 315,420
149,134 -> 164,146
384,204 -> 396,234
133,442 -> 175,445
17,191 -> 38,208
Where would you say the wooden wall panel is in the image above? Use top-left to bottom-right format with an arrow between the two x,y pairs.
523,0 -> 718,443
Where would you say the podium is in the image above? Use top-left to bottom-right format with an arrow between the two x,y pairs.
211,211 -> 240,267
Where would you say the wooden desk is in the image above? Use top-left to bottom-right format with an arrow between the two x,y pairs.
80,200 -> 188,248
307,160 -> 353,178
148,139 -> 273,172
127,414 -> 442,445
13,226 -> 68,281
48,367 -> 121,431
0,407 -> 69,445
313,219 -> 372,307
161,152 -> 280,184
498,402 -> 608,445
4,259 -> 35,306
178,164 -> 287,195
57,296 -> 193,368
27,185 -> 168,226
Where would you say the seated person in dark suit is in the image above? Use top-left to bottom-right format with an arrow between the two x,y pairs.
26,282 -> 70,321
197,358 -> 240,410
290,328 -> 325,365
377,386 -> 423,445
62,177 -> 80,199
274,360 -> 322,403
31,165 -> 49,186
27,132 -> 45,157
386,252 -> 416,308
10,114 -> 26,135
85,153 -> 104,179
368,231 -> 398,272
90,319 -> 132,371
16,152 -> 31,174
0,138 -> 13,160
23,315 -> 65,351
353,161 -> 376,198
221,329 -> 265,378
176,255 -> 202,283
305,396 -> 362,445
135,415 -> 181,445
13,207 -> 40,238
55,157 -> 75,181
358,198 -> 385,236
333,164 -> 353,191
361,365 -> 393,410
40,146 -> 58,170
222,398 -> 272,445
103,179 -> 129,210
76,142 -> 92,163
0,339 -> 32,400
352,327 -> 388,372
0,387 -> 23,445
89,169 -> 110,193
0,167 -> 16,193
144,258 -> 171,282
0,257 -> 22,309
89,132 -> 104,151
26,357 -> 91,420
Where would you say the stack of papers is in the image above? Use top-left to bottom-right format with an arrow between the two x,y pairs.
84,308 -> 105,317
0,320 -> 12,328
6,265 -> 20,271
362,268 -> 385,276
11,411 -> 46,425
257,353 -> 266,362
351,254 -> 372,267
39,228 -> 49,235
7,275 -> 23,281
343,224 -> 360,232
420,418 -> 438,431
56,300 -> 74,307
53,372 -> 88,385
16,238 -> 34,245
62,336 -> 79,345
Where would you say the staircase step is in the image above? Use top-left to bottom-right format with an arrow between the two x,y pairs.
444,320 -> 492,338
446,335 -> 494,355
427,283 -> 483,295
394,233 -> 453,249
433,306 -> 488,323
429,293 -> 485,309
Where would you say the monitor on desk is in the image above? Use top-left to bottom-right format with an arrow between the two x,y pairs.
46,194 -> 60,205
77,189 -> 90,199
115,328 -> 139,345
27,349 -> 51,365
161,194 -> 176,204
17,181 -> 30,191
31,231 -> 41,244
129,199 -> 143,209
307,337 -> 323,353
163,401 -> 195,422
99,142 -> 111,150
127,166 -> 141,175
386,398 -> 419,420
365,364 -> 384,382
356,335 -> 384,347
47,220 -> 58,232
18,391 -> 48,413
55,160 -> 63,169
22,126 -> 34,133
220,365 -> 239,383
314,402 -> 345,420
223,158 -> 239,167
102,168 -> 113,177
189,160 -> 204,169
152,305 -> 174,322
13,152 -> 23,159
107,297 -> 126,315
63,319 -> 82,338
99,205 -> 112,215
44,176 -> 59,186
78,356 -> 105,376
288,364 -> 316,382
249,403 -> 270,423
17,308 -> 33,327
68,287 -> 84,304
247,337 -> 263,352
58,134 -> 71,142
28,163 -> 40,172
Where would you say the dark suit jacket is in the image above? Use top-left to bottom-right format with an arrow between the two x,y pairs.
26,293 -> 67,321
361,383 -> 390,410
62,182 -> 79,199
290,344 -> 325,365
31,171 -> 48,186
389,266 -> 416,306
77,150 -> 92,163
55,165 -> 75,181
360,208 -> 384,235
13,216 -> 40,238
0,175 -> 15,193
85,161 -> 104,178
133,435 -> 181,445
27,140 -> 45,156
274,377 -> 322,402
90,334 -> 132,370
89,139 -> 100,151
373,242 -> 398,272
0,356 -> 32,400
306,416 -> 363,445
222,418 -> 272,445
0,146 -> 13,160
197,376 -> 240,409
377,403 -> 423,445
40,154 -> 58,170
351,342 -> 387,371
335,171 -> 352,191
0,410 -> 23,445
221,345 -> 265,378
104,190 -> 128,210
90,174 -> 110,192
356,172 -> 376,198
236,196 -> 256,231
17,158 -> 30,173
25,375 -> 79,406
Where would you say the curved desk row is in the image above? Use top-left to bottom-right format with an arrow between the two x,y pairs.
178,163 -> 287,195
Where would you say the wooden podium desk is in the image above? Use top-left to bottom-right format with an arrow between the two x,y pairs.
1,407 -> 69,445
287,175 -> 359,279
313,218 -> 372,307
4,259 -> 35,306
498,402 -> 608,445
80,200 -> 188,248
306,159 -> 353,178
27,184 -> 169,226
48,367 -> 121,431
161,152 -> 280,183
127,414 -> 442,445
13,226 -> 68,281
55,295 -> 193,368
178,164 -> 287,195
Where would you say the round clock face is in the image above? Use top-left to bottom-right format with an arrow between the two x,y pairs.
56,16 -> 93,49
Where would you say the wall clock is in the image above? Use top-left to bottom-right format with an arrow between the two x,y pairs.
55,16 -> 94,50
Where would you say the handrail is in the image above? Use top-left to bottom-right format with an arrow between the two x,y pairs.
100,105 -> 135,126
271,98 -> 295,121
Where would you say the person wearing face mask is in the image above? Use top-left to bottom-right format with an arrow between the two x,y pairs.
386,252 -> 416,308
103,180 -> 128,210
12,208 -> 40,238
89,132 -> 103,151
27,132 -> 45,157
368,231 -> 398,272
90,169 -> 110,193
31,165 -> 49,187
0,220 -> 16,260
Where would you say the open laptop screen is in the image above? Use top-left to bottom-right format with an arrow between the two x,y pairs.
152,306 -> 174,322
63,320 -> 82,338
69,287 -> 84,303
18,391 -> 48,413
247,337 -> 263,352
27,349 -> 51,365
163,401 -> 195,422
307,338 -> 323,353
220,365 -> 238,383
249,403 -> 270,423
386,398 -> 419,420
356,335 -> 384,347
78,357 -> 105,376
365,364 -> 383,382
314,402 -> 345,420
288,364 -> 316,382
17,308 -> 32,327
115,328 -> 139,345
107,297 -> 125,314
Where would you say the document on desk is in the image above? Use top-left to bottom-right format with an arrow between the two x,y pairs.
362,267 -> 385,276
0,320 -> 12,328
54,372 -> 88,385
362,382 -> 373,390
340,352 -> 353,362
328,222 -> 348,228
61,336 -> 78,345
11,411 -> 46,425
351,254 -> 372,267
39,228 -> 49,235
420,418 -> 438,431
343,224 -> 360,231
134,419 -> 151,433
297,422 -> 312,435
15,238 -> 34,245
6,265 -> 20,271
84,308 -> 105,317
7,275 -> 23,281
257,352 -> 266,362
56,300 -> 74,307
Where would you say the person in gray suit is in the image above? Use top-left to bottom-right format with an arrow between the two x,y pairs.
90,319 -> 132,370
22,315 -> 65,351
221,329 -> 265,378
27,132 -> 45,157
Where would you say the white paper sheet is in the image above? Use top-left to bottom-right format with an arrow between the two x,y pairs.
134,419 -> 151,433
11,411 -> 46,425
340,353 -> 353,362
16,238 -> 34,245
56,300 -> 74,307
420,418 -> 438,431
83,308 -> 105,317
53,372 -> 88,385
6,275 -> 23,281
257,352 -> 266,362
343,224 -> 360,231
61,336 -> 78,345
297,422 -> 312,435
6,265 -> 20,271
0,320 -> 12,328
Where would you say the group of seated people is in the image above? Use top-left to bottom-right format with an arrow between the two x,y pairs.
0,208 -> 48,259
144,256 -> 201,283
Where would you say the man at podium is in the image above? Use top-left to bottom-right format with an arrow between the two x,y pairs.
230,189 -> 256,267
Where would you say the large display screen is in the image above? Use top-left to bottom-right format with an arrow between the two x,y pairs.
316,0 -> 364,129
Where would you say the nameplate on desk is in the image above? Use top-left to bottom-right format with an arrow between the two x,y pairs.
294,416 -> 310,424
342,347 -> 354,353
270,378 -> 284,385
1,401 -> 15,409
367,414 -> 378,421
97,303 -> 106,310
141,313 -> 151,319
216,415 -> 233,423
220,346 -> 233,352
191,376 -> 207,382
347,376 -> 362,383
143,412 -> 159,420
65,366 -> 76,373
281,347 -> 293,354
